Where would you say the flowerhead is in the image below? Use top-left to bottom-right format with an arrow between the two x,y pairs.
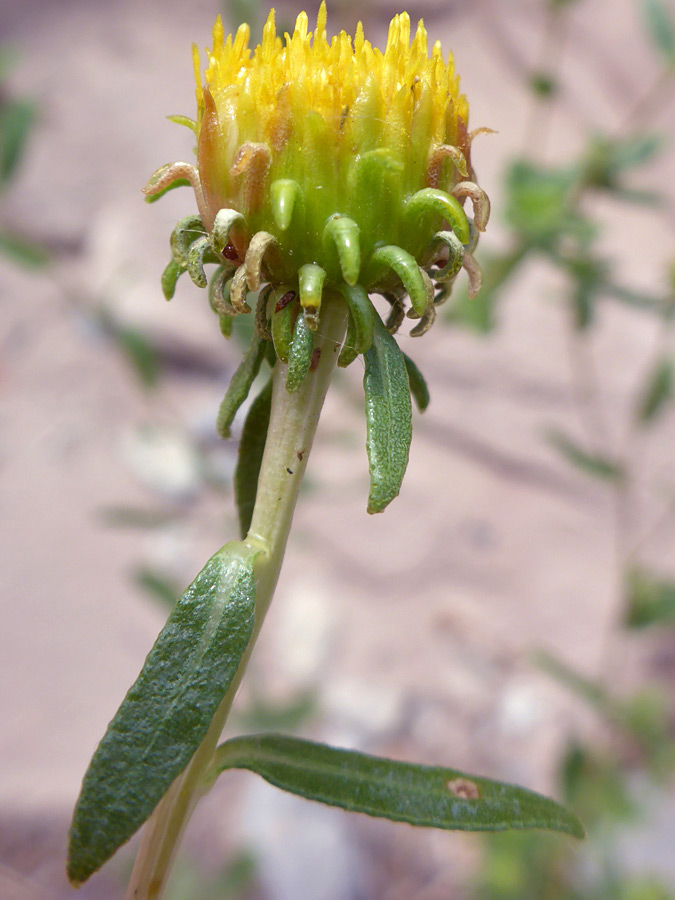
146,4 -> 489,364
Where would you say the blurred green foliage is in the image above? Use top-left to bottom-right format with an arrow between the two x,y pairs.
0,47 -> 49,268
468,0 -> 675,897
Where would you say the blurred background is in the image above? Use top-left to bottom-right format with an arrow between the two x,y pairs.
1,0 -> 674,898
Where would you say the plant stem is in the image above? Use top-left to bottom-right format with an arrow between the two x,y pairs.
125,301 -> 347,900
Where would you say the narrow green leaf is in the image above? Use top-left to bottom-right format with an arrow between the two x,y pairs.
545,428 -> 624,482
642,0 -> 675,64
133,566 -> 182,611
625,567 -> 675,628
286,311 -> 314,393
235,377 -> 273,538
216,333 -> 267,439
115,326 -> 161,389
532,649 -> 616,718
636,357 -> 673,423
271,296 -> 294,362
68,541 -> 260,885
364,314 -> 412,513
0,97 -> 36,184
0,228 -> 49,268
211,734 -> 585,839
403,353 -> 430,412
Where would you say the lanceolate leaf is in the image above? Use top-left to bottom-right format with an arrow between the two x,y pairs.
364,314 -> 412,513
642,0 -> 675,64
403,352 -> 430,412
235,377 -> 273,538
211,734 -> 585,839
625,567 -> 675,629
217,333 -> 267,439
68,541 -> 260,886
636,357 -> 673,423
545,428 -> 624,482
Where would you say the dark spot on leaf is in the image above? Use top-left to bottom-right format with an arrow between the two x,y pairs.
310,347 -> 322,371
223,243 -> 239,261
297,449 -> 305,461
446,778 -> 480,799
286,467 -> 293,475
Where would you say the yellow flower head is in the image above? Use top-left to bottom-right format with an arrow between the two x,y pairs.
194,5 -> 471,230
145,4 -> 489,364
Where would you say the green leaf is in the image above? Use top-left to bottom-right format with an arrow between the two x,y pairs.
363,314 -> 412,513
0,97 -> 36,184
529,72 -> 557,98
0,228 -> 49,268
625,567 -> 675,628
285,310 -> 314,393
235,377 -> 273,538
642,0 -> 675,64
93,309 -> 160,388
533,649 -> 616,717
133,566 -> 182,611
535,649 -> 673,772
211,734 -> 585,839
216,333 -> 267,439
545,428 -> 624,482
560,741 -> 637,825
402,353 -> 430,412
583,134 -> 664,193
98,505 -> 183,530
504,161 -> 593,249
68,541 -> 260,885
636,357 -> 673,423
115,325 -> 161,388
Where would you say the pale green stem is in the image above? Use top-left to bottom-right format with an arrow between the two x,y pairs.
125,300 -> 347,900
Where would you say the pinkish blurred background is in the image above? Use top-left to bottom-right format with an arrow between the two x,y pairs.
1,1 -> 674,898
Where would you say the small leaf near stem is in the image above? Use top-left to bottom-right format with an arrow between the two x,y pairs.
364,313 -> 413,513
235,377 -> 273,538
217,332 -> 268,439
403,352 -> 431,412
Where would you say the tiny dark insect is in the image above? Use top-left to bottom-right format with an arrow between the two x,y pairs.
286,467 -> 294,475
222,243 -> 239,261
275,290 -> 296,313
309,347 -> 322,371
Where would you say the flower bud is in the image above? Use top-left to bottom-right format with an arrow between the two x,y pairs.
146,4 -> 490,372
